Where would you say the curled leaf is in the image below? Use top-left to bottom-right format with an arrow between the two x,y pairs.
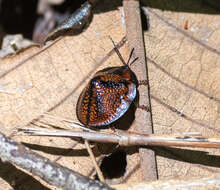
44,1 -> 93,43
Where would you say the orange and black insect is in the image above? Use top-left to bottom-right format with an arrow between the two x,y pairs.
76,37 -> 138,127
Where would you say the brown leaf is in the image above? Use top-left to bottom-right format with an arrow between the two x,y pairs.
143,1 -> 220,180
0,1 -> 132,189
1,0 -> 220,189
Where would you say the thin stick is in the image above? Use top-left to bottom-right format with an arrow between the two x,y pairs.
84,140 -> 105,182
16,127 -> 220,149
113,174 -> 220,190
123,0 -> 158,180
0,131 -> 113,190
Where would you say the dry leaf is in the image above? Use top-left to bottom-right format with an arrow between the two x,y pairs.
143,1 -> 220,180
0,1 -> 133,189
44,1 -> 93,43
1,0 -> 220,189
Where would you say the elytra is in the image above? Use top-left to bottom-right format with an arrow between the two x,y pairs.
76,37 -> 138,127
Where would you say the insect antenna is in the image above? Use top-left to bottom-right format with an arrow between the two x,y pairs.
109,36 -> 127,66
126,48 -> 134,65
109,36 -> 138,67
127,48 -> 138,66
129,56 -> 138,66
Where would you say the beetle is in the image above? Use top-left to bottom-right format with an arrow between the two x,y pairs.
76,37 -> 140,127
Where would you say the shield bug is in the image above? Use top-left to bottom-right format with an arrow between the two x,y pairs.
76,37 -> 139,127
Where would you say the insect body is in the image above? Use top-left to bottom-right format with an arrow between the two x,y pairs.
76,38 -> 138,127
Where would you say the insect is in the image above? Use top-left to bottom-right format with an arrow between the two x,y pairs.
76,37 -> 139,127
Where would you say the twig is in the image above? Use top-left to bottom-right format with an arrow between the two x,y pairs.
113,174 -> 220,190
85,140 -> 105,182
0,131 -> 113,190
123,0 -> 157,180
16,127 -> 220,149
